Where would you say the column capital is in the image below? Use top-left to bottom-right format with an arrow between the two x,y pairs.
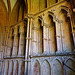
25,14 -> 34,20
19,25 -> 25,33
53,17 -> 63,24
43,23 -> 50,28
13,26 -> 18,35
32,26 -> 40,31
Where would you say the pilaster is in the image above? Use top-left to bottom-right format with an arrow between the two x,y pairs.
12,26 -> 18,56
18,22 -> 25,56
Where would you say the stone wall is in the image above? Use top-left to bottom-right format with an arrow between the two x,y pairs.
0,0 -> 75,75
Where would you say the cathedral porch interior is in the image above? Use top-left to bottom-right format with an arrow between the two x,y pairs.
0,0 -> 75,75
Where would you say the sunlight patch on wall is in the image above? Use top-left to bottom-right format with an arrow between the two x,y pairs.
10,0 -> 17,12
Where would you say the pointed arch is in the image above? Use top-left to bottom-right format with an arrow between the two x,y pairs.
65,58 -> 75,75
10,0 -> 20,25
57,5 -> 74,52
52,58 -> 62,64
52,59 -> 63,75
33,60 -> 40,75
42,60 -> 51,75
48,11 -> 57,53
18,0 -> 26,21
65,58 -> 75,63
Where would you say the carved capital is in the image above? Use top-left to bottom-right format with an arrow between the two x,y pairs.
43,23 -> 50,28
25,14 -> 34,20
61,5 -> 72,18
32,26 -> 40,31
53,16 -> 63,24
19,25 -> 25,33
13,26 -> 18,35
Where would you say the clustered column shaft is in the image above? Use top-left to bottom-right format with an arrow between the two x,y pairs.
18,24 -> 25,56
55,21 -> 63,53
12,26 -> 18,56
7,29 -> 13,56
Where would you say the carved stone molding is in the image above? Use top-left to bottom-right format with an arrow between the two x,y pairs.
61,5 -> 72,18
43,23 -> 50,28
32,26 -> 40,31
25,14 -> 34,20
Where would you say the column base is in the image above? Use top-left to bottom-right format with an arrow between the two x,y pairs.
56,50 -> 72,54
31,52 -> 41,56
40,51 -> 56,55
42,51 -> 50,55
17,55 -> 24,58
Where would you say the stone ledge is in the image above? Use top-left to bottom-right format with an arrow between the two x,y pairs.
30,53 -> 75,58
3,55 -> 25,59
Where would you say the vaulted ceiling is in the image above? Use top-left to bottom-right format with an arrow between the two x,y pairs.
0,0 -> 75,27
3,0 -> 17,12
0,0 -> 27,27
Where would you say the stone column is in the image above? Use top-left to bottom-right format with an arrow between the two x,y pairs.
41,14 -> 51,54
8,60 -> 13,75
54,20 -> 63,53
49,25 -> 56,54
73,32 -> 75,51
38,29 -> 42,54
4,27 -> 9,57
3,27 -> 9,75
36,30 -> 39,54
32,28 -> 37,54
12,26 -> 18,56
18,23 -> 25,56
13,60 -> 18,75
18,23 -> 25,75
12,27 -> 18,75
59,12 -> 73,53
29,18 -> 33,55
18,60 -> 24,75
25,16 -> 33,75
6,28 -> 12,57
43,24 -> 49,54
4,60 -> 9,75
32,26 -> 40,55
1,60 -> 5,75
25,18 -> 30,75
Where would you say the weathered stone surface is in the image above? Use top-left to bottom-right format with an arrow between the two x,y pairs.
0,0 -> 75,75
